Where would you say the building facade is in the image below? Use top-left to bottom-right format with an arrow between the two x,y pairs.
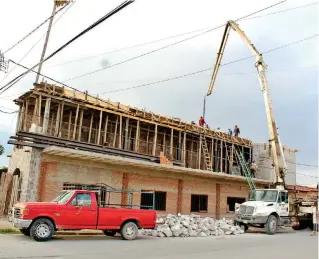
0,82 -> 297,218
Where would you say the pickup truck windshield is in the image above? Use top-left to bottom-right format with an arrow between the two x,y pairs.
249,190 -> 278,202
53,191 -> 75,204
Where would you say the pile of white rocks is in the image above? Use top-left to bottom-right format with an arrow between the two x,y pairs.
140,213 -> 244,238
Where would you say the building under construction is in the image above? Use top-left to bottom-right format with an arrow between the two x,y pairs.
0,82 -> 298,218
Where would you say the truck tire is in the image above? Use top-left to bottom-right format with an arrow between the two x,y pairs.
20,229 -> 30,236
103,230 -> 117,236
120,222 -> 138,240
240,224 -> 248,233
30,218 -> 54,242
292,220 -> 308,230
265,215 -> 277,235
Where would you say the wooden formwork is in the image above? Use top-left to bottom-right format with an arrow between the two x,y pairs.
0,172 -> 21,216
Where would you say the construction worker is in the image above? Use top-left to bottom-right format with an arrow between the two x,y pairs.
199,116 -> 205,127
234,125 -> 240,137
228,129 -> 233,136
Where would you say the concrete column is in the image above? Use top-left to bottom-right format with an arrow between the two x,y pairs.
177,179 -> 183,213
216,183 -> 221,219
42,98 -> 51,134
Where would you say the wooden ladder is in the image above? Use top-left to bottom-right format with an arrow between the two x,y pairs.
200,134 -> 212,171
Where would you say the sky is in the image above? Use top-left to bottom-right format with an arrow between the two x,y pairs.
0,0 -> 317,186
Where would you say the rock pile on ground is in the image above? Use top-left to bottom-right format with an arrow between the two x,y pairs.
140,213 -> 244,238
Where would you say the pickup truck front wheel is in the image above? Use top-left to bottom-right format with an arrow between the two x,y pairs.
30,218 -> 54,242
120,222 -> 138,240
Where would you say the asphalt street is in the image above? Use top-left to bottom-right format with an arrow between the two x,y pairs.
0,230 -> 317,259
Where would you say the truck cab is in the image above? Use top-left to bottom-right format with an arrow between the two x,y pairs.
235,189 -> 289,235
8,189 -> 157,242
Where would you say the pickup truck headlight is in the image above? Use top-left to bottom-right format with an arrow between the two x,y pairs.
20,208 -> 29,218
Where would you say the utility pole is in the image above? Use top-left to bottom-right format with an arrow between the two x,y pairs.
35,0 -> 70,83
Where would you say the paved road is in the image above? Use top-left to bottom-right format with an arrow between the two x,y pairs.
0,230 -> 317,259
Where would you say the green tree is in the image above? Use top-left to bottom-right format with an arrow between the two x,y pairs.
0,144 -> 4,156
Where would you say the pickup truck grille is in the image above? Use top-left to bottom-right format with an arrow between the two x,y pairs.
13,208 -> 21,218
239,205 -> 254,215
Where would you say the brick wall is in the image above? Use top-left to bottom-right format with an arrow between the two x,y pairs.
37,153 -> 260,218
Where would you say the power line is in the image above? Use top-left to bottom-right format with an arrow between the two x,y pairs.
94,34 -> 318,95
2,4 -> 69,54
241,2 -> 318,21
0,0 -> 135,96
60,1 -> 287,83
0,1 -> 76,85
46,1 -> 315,69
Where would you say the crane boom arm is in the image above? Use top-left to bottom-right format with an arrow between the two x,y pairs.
206,20 -> 288,188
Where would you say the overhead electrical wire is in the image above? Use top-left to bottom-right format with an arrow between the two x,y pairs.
0,1 -> 76,85
0,0 -> 135,95
61,1 -> 287,83
94,34 -> 318,95
46,1 -> 317,69
2,3 -> 70,54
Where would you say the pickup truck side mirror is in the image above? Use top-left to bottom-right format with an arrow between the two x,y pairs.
77,201 -> 84,207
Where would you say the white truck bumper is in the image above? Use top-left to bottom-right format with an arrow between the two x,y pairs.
235,215 -> 268,225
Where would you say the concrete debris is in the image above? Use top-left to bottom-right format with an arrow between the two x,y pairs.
142,214 -> 244,238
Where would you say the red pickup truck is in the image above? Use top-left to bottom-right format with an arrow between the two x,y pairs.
8,190 -> 156,242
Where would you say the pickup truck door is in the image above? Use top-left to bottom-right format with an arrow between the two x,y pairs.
277,191 -> 289,217
64,193 -> 97,229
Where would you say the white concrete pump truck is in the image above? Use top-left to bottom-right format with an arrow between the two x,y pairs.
204,20 -> 318,235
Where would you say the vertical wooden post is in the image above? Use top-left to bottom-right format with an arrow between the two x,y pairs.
220,140 -> 223,172
146,125 -> 150,154
67,110 -> 72,139
128,126 -> 132,151
198,136 -> 202,169
124,117 -> 129,150
152,124 -> 158,156
42,97 -> 51,134
97,110 -> 103,145
23,98 -> 29,131
169,128 -> 173,158
38,94 -> 42,125
78,109 -> 84,141
55,103 -> 61,136
214,140 -> 218,171
49,112 -> 55,136
88,112 -> 94,143
118,115 -> 122,149
72,104 -> 79,140
230,143 -> 234,175
163,131 -> 166,154
225,143 -> 229,174
183,132 -> 186,166
113,116 -> 118,148
210,138 -> 214,170
33,97 -> 38,124
16,105 -> 24,133
178,131 -> 182,160
58,101 -> 64,137
190,139 -> 194,168
134,120 -> 140,152
103,115 -> 108,145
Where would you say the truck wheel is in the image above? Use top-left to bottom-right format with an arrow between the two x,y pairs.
30,218 -> 54,242
103,230 -> 117,236
120,222 -> 138,240
265,215 -> 277,235
293,220 -> 310,230
20,229 -> 30,236
240,224 -> 248,232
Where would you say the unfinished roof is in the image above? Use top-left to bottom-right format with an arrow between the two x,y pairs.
15,82 -> 253,146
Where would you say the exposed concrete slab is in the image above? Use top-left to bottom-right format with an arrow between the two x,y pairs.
43,146 -> 272,185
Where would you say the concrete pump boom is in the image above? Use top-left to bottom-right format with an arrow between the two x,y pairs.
204,20 -> 288,188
